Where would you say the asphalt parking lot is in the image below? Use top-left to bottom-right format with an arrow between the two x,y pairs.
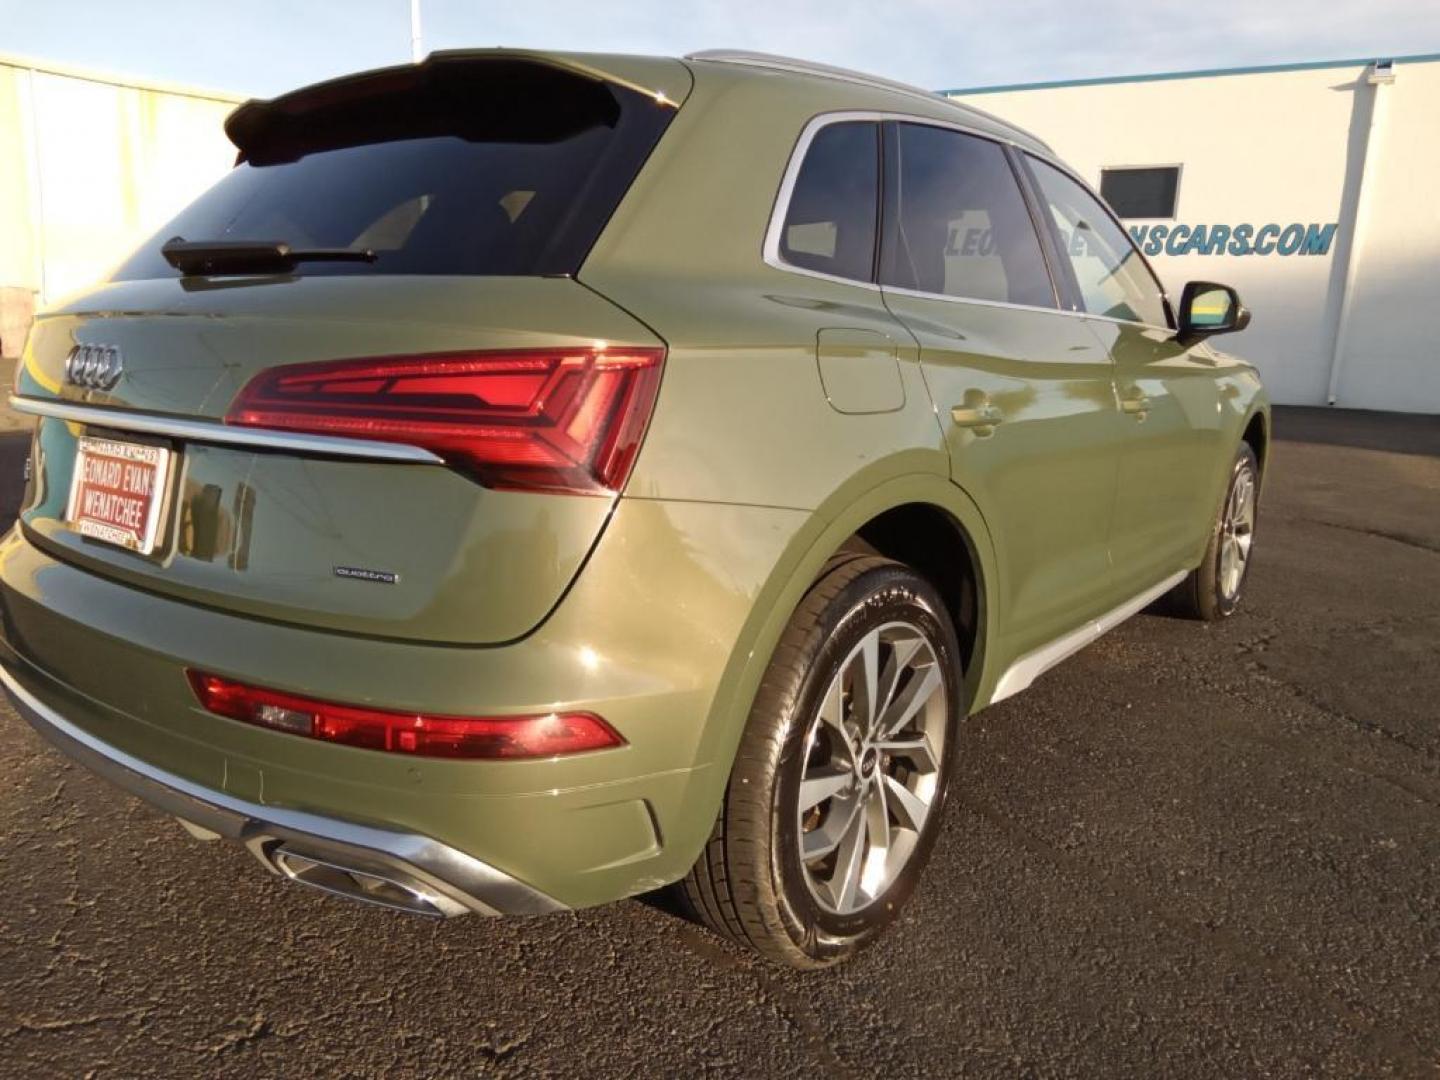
1,406 -> 1437,1077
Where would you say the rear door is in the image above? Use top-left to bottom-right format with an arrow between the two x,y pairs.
876,121 -> 1126,659
1022,156 -> 1224,597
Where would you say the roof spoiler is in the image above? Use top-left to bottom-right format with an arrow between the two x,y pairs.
225,50 -> 679,160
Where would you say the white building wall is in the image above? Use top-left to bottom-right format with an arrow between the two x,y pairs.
0,54 -> 241,357
1332,60 -> 1440,412
950,57 -> 1440,413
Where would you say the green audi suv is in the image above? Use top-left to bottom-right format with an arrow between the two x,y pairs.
1,49 -> 1268,968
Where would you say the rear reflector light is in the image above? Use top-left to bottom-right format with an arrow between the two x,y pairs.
187,671 -> 624,760
225,346 -> 665,495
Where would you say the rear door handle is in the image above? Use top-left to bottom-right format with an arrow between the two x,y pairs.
1119,393 -> 1150,416
951,403 -> 1004,429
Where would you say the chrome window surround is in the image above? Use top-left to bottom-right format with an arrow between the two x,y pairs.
8,395 -> 445,464
762,110 -> 888,294
762,111 -> 1176,335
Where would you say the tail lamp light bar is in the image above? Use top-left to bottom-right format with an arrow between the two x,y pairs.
187,671 -> 625,760
225,346 -> 665,496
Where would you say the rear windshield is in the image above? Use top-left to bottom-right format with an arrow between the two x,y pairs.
114,59 -> 675,280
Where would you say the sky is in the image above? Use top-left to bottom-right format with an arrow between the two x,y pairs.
3,0 -> 1439,99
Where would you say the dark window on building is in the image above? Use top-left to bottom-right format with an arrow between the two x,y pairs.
1099,166 -> 1180,219
779,122 -> 881,283
880,123 -> 1055,308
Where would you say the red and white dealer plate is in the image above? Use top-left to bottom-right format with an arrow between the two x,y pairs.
65,436 -> 173,555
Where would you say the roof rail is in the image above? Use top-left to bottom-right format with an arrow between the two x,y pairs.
684,49 -> 1049,150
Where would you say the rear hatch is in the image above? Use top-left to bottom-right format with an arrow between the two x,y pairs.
13,53 -> 684,645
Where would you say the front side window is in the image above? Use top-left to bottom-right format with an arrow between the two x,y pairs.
880,123 -> 1054,309
778,121 -> 880,283
1028,157 -> 1169,327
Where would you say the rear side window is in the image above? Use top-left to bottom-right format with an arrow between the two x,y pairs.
114,59 -> 675,280
880,123 -> 1054,308
778,121 -> 880,283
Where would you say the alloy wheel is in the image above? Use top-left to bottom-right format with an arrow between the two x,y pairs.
796,621 -> 948,916
1219,461 -> 1257,600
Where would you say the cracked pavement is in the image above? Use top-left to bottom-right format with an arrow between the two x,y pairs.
1,406 -> 1437,1077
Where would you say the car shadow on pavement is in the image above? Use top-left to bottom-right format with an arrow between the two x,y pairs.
1273,404 -> 1440,458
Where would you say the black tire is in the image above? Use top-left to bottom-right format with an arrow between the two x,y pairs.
1168,442 -> 1260,621
679,555 -> 964,969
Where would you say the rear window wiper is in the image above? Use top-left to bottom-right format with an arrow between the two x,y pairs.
161,236 -> 377,276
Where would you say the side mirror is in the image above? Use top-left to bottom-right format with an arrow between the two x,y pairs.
1177,281 -> 1251,344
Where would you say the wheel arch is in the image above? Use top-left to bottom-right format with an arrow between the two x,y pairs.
692,472 -> 1003,781
654,470 -> 1007,890
836,503 -> 986,688
1242,408 -> 1270,480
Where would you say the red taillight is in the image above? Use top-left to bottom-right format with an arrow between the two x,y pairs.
225,347 -> 665,495
187,671 -> 625,760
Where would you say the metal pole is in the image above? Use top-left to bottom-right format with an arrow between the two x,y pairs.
410,0 -> 423,62
1325,61 -> 1394,406
21,68 -> 48,308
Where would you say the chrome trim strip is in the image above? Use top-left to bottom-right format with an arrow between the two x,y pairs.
689,50 -> 948,105
989,570 -> 1187,703
1083,312 -> 1175,334
883,283 -> 1071,318
879,289 -> 1170,334
686,50 -> 1051,151
8,395 -> 446,465
0,660 -> 568,917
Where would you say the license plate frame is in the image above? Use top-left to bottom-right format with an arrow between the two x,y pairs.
65,435 -> 174,555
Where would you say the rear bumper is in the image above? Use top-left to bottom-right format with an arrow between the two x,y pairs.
0,494 -> 809,908
0,658 -> 564,918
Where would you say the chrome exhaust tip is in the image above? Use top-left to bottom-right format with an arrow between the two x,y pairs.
269,846 -> 468,919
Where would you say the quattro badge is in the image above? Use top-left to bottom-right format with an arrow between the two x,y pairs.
334,566 -> 399,585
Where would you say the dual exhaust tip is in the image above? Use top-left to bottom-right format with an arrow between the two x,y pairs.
268,847 -> 468,919
179,816 -> 467,918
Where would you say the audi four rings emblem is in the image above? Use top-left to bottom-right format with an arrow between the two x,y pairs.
64,344 -> 124,390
